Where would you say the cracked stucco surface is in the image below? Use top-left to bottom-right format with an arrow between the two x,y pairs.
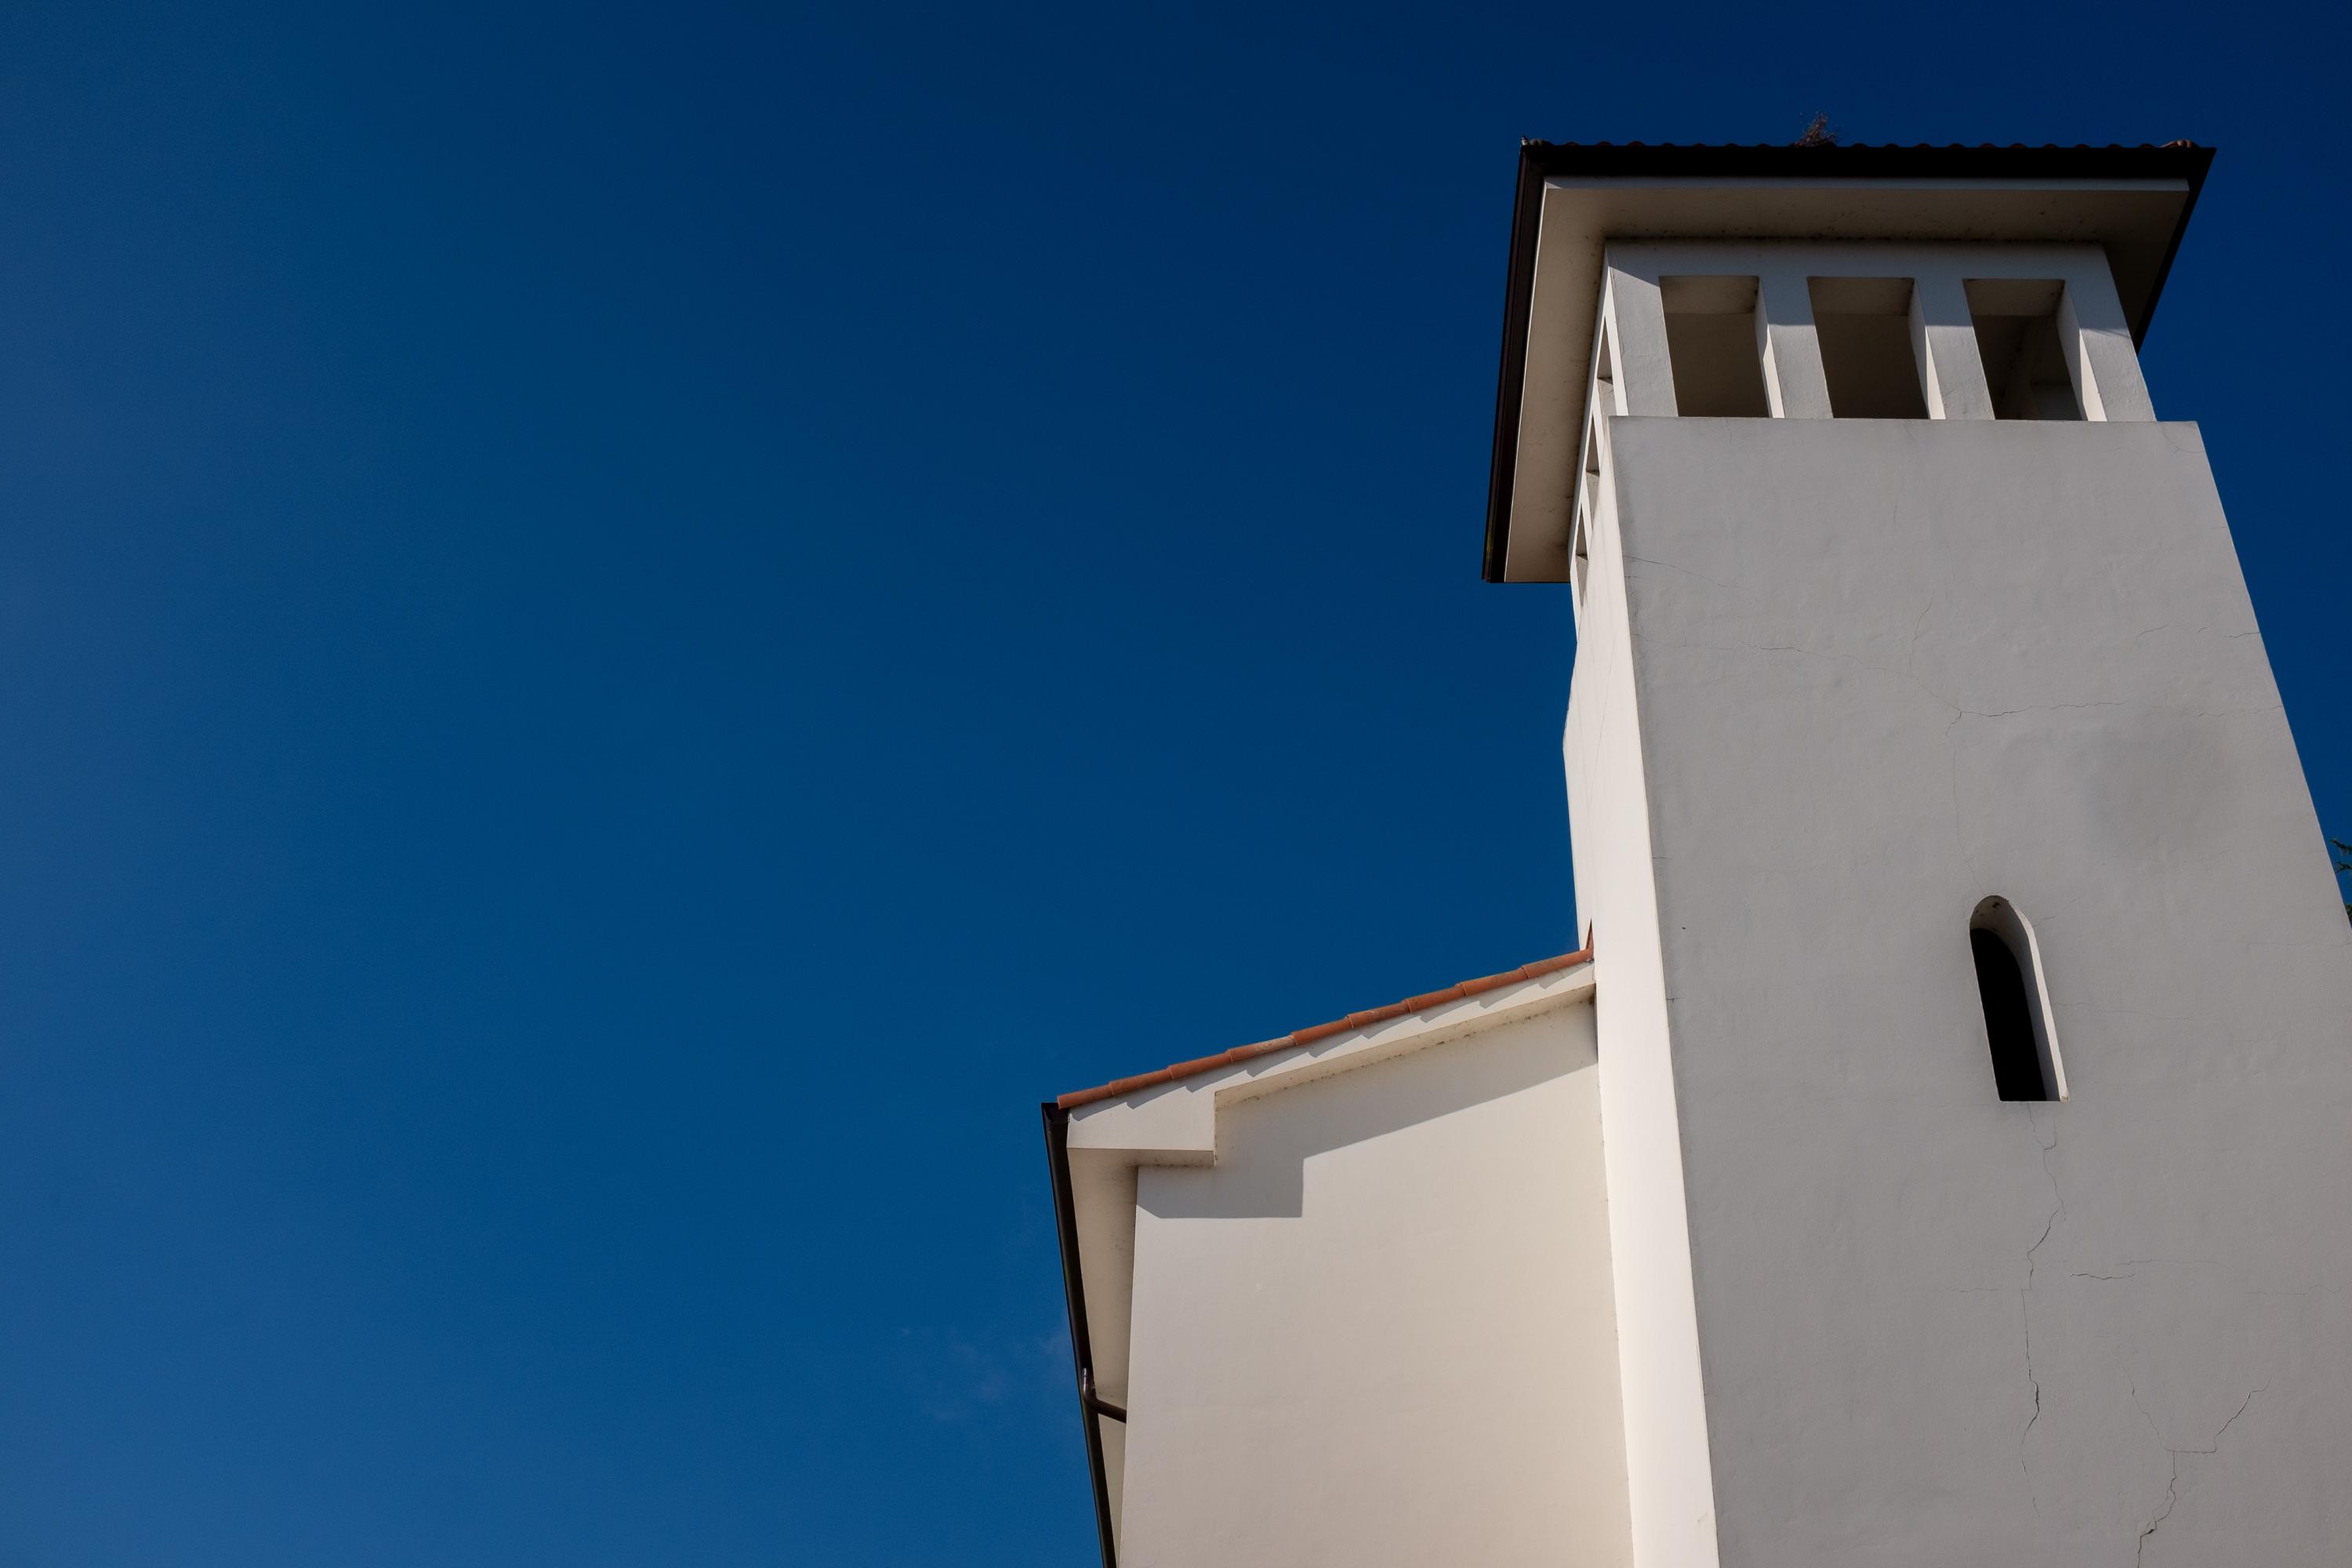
1601,417 -> 2352,1565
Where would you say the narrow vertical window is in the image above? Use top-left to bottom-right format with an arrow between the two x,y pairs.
1969,897 -> 2066,1102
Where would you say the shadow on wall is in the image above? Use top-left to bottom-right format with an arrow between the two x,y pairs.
1138,1014 -> 1595,1221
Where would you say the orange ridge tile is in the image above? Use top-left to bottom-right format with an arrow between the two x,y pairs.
1054,941 -> 1593,1111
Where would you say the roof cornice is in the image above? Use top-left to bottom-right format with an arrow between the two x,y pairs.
1483,140 -> 2216,583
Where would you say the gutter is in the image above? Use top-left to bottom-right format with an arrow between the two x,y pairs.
1043,1102 -> 1120,1568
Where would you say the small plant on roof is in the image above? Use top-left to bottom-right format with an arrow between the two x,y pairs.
1795,113 -> 1840,147
2333,836 -> 2352,925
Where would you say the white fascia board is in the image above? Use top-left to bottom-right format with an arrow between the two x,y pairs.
1065,957 -> 1596,1160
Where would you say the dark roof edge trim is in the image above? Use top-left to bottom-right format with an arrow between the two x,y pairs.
1044,1102 -> 1119,1567
1481,143 -> 1550,583
1480,140 -> 2217,584
2131,144 -> 2215,350
1512,140 -> 2216,184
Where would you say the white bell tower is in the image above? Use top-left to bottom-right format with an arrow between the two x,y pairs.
1490,142 -> 2352,1566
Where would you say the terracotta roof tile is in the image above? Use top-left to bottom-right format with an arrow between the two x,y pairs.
1054,941 -> 1594,1111
1521,139 -> 2201,151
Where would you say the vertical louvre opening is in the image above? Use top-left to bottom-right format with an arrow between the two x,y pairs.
1581,389 -> 1602,535
1570,314 -> 1613,612
1661,276 -> 1769,416
1966,278 -> 2082,420
1592,315 -> 1617,413
1809,277 -> 1929,419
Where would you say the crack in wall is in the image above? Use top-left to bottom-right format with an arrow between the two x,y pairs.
1606,458 -> 2310,1560
1621,552 -> 1739,594
2136,1452 -> 2178,1568
2018,1116 -> 2063,1506
2129,622 -> 2260,643
2132,1384 -> 2266,1565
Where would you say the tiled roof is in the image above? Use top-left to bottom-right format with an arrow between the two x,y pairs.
1522,139 -> 2201,150
1054,943 -> 1594,1111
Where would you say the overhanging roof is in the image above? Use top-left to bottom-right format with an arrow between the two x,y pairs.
1054,945 -> 1594,1110
1483,140 -> 2216,583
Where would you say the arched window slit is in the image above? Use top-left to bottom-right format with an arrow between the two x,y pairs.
1969,898 -> 2066,1102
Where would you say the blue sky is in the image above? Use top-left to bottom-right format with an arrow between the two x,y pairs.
0,2 -> 2343,1563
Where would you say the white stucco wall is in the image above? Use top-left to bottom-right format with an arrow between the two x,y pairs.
1112,1004 -> 1632,1567
1563,377 -> 1720,1568
1601,415 -> 2352,1565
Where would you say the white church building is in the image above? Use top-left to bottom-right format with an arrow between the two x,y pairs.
1039,140 -> 2352,1566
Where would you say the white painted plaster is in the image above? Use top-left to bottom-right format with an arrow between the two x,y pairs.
1114,1004 -> 1631,1568
1753,270 -> 1830,420
1613,241 -> 2143,431
1065,960 -> 1597,1162
1503,175 -> 2194,577
1069,1148 -> 1136,1533
1908,270 -> 1996,421
1588,414 -> 2352,1564
2056,273 -> 2154,422
1563,412 -> 1720,1568
1063,962 -> 1598,1560
1605,272 -> 1677,418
